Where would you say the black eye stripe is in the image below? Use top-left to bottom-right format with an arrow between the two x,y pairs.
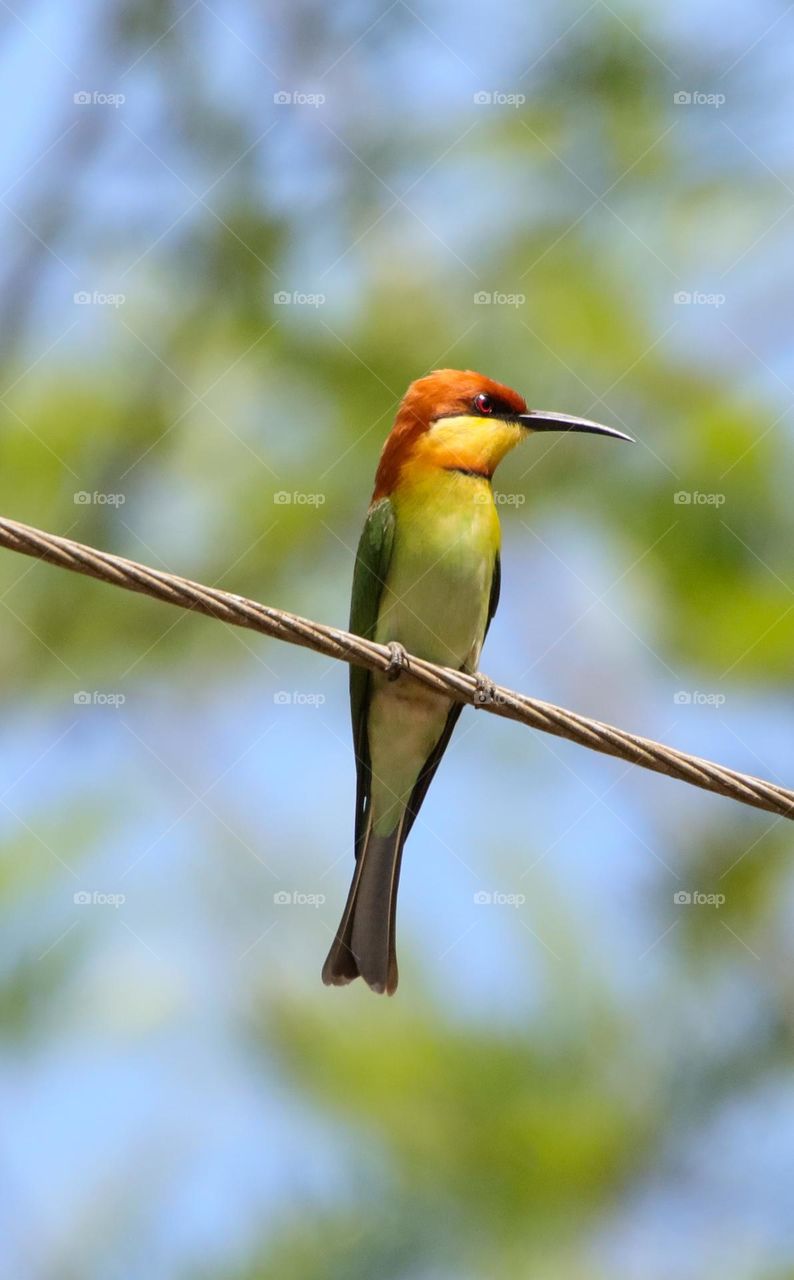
432,397 -> 521,423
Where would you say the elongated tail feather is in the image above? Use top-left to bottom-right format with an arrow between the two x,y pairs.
322,817 -> 406,995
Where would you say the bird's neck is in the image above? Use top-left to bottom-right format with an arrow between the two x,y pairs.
389,458 -> 500,530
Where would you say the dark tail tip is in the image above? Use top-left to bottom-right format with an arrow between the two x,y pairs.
321,930 -> 398,995
322,828 -> 403,995
321,938 -> 359,988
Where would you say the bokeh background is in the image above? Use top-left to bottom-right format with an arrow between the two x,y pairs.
1,1 -> 793,1277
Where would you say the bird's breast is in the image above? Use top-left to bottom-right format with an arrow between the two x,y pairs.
375,471 -> 500,671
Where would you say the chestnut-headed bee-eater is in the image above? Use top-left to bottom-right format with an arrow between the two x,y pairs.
322,369 -> 633,995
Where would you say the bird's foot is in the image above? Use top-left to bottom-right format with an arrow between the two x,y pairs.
385,641 -> 410,682
473,671 -> 497,707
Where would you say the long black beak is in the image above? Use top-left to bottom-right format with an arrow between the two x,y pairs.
517,410 -> 634,443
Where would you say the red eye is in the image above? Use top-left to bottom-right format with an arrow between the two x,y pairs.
474,392 -> 492,414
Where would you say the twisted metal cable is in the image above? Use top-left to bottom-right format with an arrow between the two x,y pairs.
0,514 -> 791,820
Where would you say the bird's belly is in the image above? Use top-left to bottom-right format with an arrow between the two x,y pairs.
367,677 -> 450,833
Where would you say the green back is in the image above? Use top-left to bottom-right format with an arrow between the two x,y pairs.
349,497 -> 396,857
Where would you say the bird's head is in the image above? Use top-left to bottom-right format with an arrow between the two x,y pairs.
373,368 -> 632,498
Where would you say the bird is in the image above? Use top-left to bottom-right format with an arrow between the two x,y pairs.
322,369 -> 633,995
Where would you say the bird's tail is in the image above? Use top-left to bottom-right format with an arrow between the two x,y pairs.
321,816 -> 406,995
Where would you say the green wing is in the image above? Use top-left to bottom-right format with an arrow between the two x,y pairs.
485,550 -> 500,637
402,549 -> 501,841
349,497 -> 396,858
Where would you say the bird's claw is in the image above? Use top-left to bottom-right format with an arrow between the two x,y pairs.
473,671 -> 497,707
385,641 -> 409,681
